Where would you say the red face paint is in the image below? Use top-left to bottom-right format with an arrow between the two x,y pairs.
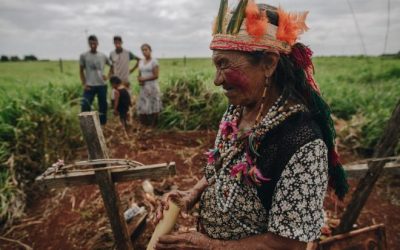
223,68 -> 250,91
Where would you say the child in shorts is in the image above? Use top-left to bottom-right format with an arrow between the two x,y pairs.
110,76 -> 132,130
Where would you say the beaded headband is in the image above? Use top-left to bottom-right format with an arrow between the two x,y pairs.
210,0 -> 309,54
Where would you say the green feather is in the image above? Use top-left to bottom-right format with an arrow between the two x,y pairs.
227,0 -> 248,34
233,0 -> 248,34
249,134 -> 261,157
216,0 -> 228,34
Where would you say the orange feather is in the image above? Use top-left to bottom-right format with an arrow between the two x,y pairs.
245,0 -> 267,40
276,7 -> 309,45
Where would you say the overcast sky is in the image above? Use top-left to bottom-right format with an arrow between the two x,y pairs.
0,0 -> 399,60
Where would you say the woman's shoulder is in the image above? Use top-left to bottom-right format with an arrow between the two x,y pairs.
279,111 -> 324,150
259,110 -> 325,164
151,58 -> 159,66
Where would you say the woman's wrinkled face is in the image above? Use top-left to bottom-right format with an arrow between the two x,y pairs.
212,50 -> 266,106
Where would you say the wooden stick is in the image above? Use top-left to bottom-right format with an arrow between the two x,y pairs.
79,112 -> 133,250
146,201 -> 181,250
4,220 -> 43,236
0,236 -> 33,250
73,158 -> 145,167
344,162 -> 400,178
36,162 -> 176,188
321,223 -> 385,244
127,211 -> 148,238
40,159 -> 146,177
345,155 -> 400,165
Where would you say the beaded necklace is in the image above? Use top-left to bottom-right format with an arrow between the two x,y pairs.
208,95 -> 307,213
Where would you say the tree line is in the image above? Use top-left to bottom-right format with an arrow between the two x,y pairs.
1,55 -> 39,62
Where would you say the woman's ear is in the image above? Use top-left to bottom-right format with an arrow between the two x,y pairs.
262,53 -> 280,77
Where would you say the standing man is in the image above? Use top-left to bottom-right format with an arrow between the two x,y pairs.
108,36 -> 140,107
79,35 -> 111,125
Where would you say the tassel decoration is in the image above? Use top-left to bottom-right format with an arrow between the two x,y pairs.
291,43 -> 321,94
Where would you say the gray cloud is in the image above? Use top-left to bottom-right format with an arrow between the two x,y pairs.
0,0 -> 398,59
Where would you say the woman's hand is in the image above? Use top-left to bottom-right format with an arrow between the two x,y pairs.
138,76 -> 145,85
155,231 -> 220,250
154,189 -> 198,225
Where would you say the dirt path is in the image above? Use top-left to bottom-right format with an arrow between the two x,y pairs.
1,123 -> 399,249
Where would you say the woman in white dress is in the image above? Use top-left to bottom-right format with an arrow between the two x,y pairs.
137,43 -> 162,126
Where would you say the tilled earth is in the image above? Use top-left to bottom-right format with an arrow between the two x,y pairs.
1,122 -> 399,249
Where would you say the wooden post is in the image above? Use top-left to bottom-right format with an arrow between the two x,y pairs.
335,101 -> 400,234
79,112 -> 133,250
59,58 -> 63,73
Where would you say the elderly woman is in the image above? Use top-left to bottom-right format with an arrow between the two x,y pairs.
154,1 -> 348,249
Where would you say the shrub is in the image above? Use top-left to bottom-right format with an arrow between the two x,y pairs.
0,84 -> 82,226
159,72 -> 227,130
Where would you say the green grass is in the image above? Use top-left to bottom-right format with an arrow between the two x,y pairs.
314,57 -> 400,149
0,56 -> 399,225
0,57 -> 399,147
0,71 -> 83,225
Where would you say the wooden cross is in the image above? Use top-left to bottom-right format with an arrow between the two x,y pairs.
36,112 -> 176,250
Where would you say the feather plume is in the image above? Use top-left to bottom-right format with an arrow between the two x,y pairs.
212,18 -> 218,34
277,7 -> 309,45
215,0 -> 228,34
245,0 -> 267,40
227,0 -> 248,34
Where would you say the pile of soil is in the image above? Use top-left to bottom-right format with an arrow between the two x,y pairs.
1,122 -> 399,249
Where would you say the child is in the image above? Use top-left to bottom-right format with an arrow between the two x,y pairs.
110,76 -> 132,130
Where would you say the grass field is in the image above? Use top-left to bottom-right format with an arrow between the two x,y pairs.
0,56 -> 399,224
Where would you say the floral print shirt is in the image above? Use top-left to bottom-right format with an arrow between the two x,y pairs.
199,104 -> 328,242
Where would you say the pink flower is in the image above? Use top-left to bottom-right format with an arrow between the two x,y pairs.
245,152 -> 254,166
248,166 -> 270,185
230,162 -> 248,180
204,149 -> 219,164
219,120 -> 238,140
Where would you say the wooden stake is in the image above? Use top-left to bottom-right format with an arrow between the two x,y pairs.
79,112 -> 133,250
59,58 -> 63,73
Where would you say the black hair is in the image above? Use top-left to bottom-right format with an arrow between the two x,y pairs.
141,43 -> 152,51
110,76 -> 122,85
247,51 -> 310,107
113,36 -> 122,42
248,46 -> 348,199
88,35 -> 98,42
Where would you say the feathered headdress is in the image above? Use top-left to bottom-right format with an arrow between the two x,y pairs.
211,0 -> 308,53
